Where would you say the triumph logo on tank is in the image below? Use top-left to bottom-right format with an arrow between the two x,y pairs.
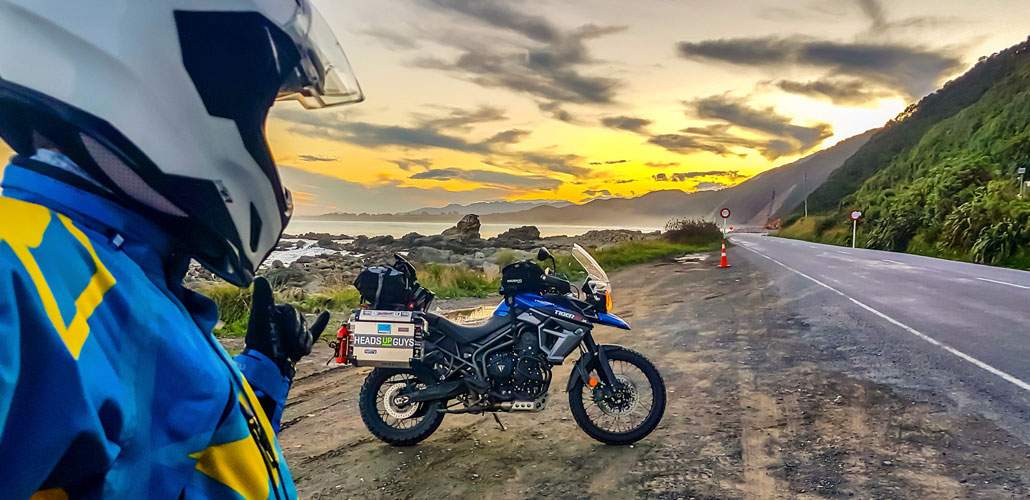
352,335 -> 416,349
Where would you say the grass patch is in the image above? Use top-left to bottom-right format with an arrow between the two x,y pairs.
418,263 -> 500,299
200,284 -> 252,338
555,239 -> 720,281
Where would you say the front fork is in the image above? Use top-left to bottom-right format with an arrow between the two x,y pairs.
567,333 -> 623,394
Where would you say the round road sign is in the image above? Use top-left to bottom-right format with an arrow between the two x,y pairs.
720,208 -> 731,219
850,210 -> 862,221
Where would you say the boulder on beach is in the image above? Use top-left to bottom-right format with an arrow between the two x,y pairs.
441,214 -> 481,240
495,225 -> 540,241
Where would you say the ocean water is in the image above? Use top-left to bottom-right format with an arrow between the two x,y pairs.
285,219 -> 659,238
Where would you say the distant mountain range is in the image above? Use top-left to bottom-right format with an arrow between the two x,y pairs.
401,199 -> 572,216
479,131 -> 873,226
301,129 -> 875,228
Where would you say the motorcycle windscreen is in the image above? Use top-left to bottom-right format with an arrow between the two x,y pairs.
572,243 -> 609,283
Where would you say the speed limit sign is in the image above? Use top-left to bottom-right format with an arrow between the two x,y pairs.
850,210 -> 862,221
720,208 -> 731,219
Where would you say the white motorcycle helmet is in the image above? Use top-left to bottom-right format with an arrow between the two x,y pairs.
0,0 -> 363,286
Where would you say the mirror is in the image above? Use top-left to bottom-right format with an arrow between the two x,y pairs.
537,247 -> 552,261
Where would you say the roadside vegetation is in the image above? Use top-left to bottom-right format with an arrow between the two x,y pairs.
779,39 -> 1030,270
204,219 -> 723,336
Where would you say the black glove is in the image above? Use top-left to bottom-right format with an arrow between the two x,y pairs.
245,277 -> 330,377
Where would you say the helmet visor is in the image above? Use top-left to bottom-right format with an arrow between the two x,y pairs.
276,3 -> 364,108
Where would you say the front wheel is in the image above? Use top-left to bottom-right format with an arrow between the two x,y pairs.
569,348 -> 666,445
358,368 -> 445,446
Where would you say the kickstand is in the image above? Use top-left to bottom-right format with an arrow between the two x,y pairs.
492,413 -> 507,431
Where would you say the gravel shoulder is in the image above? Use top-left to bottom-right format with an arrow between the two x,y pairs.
273,252 -> 1030,499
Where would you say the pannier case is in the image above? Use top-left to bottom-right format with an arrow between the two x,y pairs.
347,310 -> 424,368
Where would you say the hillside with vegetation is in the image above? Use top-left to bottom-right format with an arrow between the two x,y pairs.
780,38 -> 1030,268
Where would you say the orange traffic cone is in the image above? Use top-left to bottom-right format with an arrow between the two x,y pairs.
719,240 -> 731,268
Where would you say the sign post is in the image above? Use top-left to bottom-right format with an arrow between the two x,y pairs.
719,207 -> 731,235
1018,166 -> 1026,199
849,210 -> 862,249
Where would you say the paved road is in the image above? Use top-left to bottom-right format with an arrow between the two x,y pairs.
730,233 -> 1030,435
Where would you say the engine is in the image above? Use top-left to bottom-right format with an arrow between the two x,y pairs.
485,330 -> 550,401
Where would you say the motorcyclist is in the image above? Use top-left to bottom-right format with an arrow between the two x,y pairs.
0,1 -> 363,497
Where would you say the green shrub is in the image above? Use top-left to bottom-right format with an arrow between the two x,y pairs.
662,218 -> 723,245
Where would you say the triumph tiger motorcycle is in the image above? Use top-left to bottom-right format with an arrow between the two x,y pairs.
337,244 -> 667,446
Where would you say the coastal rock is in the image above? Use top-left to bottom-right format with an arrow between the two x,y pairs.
315,238 -> 346,251
408,246 -> 454,264
264,265 -> 311,288
399,232 -> 424,245
286,231 -> 351,240
496,225 -> 540,241
368,235 -> 396,246
441,214 -> 481,240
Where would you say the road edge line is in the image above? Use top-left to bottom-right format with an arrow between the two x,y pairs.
737,242 -> 1030,393
977,277 -> 1030,290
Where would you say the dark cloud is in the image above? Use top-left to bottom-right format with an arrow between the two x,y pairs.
277,108 -> 505,154
426,0 -> 559,42
287,119 -> 491,153
360,27 -> 420,51
646,96 -> 832,160
484,128 -> 531,145
276,107 -> 589,177
537,101 -> 577,123
415,0 -> 625,105
677,36 -> 963,99
856,0 -> 964,34
413,105 -> 507,131
391,158 -> 434,171
651,171 -> 742,182
279,166 -> 508,215
589,159 -> 627,165
856,0 -> 887,30
410,168 -> 561,190
772,78 -> 894,105
645,161 -> 679,168
601,115 -> 652,134
647,133 -> 741,157
298,154 -> 337,162
506,151 -> 591,176
583,189 -> 613,198
694,95 -> 833,152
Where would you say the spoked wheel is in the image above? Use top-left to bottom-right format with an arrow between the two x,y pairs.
569,348 -> 666,445
359,368 -> 445,446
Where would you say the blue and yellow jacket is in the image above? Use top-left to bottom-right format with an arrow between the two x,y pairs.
0,161 -> 297,498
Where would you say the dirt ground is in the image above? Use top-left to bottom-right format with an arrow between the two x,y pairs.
276,253 -> 1030,499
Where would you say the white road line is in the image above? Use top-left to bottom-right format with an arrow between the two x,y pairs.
738,244 -> 1030,393
882,259 -> 906,265
977,277 -> 1030,290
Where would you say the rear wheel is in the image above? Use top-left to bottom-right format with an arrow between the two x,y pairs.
359,368 -> 445,446
569,348 -> 666,445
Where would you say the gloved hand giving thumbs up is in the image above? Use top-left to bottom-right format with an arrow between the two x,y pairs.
245,277 -> 330,378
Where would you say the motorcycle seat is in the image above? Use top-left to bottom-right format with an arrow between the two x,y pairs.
424,312 -> 510,344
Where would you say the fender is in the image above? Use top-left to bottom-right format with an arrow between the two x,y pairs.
566,344 -> 625,392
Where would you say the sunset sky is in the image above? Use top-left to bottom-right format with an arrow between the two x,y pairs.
3,0 -> 1029,214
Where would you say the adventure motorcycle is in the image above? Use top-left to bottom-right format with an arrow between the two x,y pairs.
337,244 -> 667,446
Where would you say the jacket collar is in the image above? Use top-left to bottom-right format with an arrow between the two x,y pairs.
1,161 -> 177,279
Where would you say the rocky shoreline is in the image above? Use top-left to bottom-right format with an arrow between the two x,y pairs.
185,214 -> 659,291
